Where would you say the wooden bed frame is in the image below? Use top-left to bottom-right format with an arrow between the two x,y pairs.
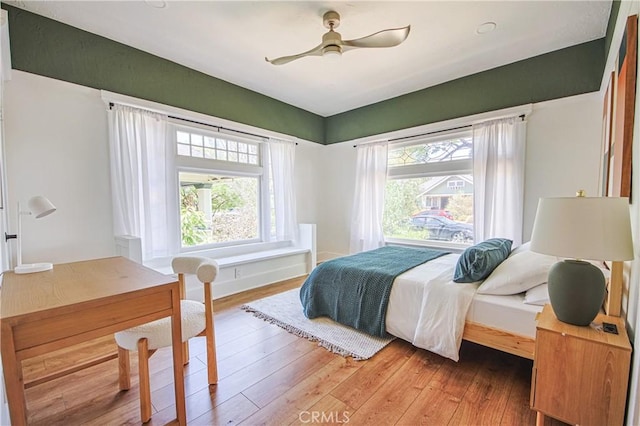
461,261 -> 624,360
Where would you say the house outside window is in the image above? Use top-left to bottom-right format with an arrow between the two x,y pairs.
173,123 -> 267,249
384,129 -> 474,246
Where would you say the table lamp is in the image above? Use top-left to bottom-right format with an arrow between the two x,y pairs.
530,191 -> 633,326
5,195 -> 57,274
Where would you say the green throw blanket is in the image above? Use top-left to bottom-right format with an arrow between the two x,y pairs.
300,246 -> 450,337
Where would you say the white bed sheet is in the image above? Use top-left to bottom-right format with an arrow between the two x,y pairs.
386,254 -> 476,362
385,253 -> 543,361
467,293 -> 543,338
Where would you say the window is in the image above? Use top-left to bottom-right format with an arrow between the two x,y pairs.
173,124 -> 266,249
447,180 -> 465,189
176,130 -> 259,165
383,130 -> 474,246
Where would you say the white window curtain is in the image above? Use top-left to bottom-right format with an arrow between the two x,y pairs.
108,104 -> 177,260
267,138 -> 298,243
350,141 -> 388,253
472,116 -> 526,246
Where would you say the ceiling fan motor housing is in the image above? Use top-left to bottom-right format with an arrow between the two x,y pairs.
322,30 -> 342,45
323,11 -> 341,29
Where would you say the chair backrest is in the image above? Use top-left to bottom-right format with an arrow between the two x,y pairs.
171,257 -> 219,283
171,257 -> 219,301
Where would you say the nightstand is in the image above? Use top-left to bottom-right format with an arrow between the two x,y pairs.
530,305 -> 632,426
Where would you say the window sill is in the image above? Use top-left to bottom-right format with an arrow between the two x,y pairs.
143,243 -> 308,275
115,224 -> 317,300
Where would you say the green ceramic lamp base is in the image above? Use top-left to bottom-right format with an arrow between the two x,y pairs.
548,260 -> 605,326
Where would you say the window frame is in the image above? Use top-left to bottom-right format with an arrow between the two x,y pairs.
384,128 -> 474,250
170,121 -> 271,252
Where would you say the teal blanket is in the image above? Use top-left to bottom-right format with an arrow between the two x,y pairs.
300,246 -> 450,337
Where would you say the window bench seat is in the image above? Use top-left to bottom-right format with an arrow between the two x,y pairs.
115,224 -> 316,301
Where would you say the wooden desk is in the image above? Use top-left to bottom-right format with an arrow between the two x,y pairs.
1,257 -> 186,425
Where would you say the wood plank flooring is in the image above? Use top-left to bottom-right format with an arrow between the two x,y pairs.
21,276 -> 567,425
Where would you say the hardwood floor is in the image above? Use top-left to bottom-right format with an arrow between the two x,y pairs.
21,276 -> 566,425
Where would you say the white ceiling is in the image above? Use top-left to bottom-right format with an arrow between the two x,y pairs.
7,1 -> 611,116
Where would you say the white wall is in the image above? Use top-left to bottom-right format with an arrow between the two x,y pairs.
523,93 -> 603,239
4,71 -> 115,264
294,139 -> 323,226
316,142 -> 357,261
316,92 -> 603,260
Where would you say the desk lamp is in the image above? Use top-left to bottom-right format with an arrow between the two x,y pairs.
530,191 -> 633,326
5,196 -> 57,274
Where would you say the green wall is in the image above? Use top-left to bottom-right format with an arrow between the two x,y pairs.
3,4 -> 325,144
4,4 -> 609,145
325,39 -> 605,143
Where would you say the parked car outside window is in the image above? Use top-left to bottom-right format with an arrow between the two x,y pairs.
411,215 -> 473,243
412,209 -> 454,220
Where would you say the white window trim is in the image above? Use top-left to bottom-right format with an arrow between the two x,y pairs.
387,127 -> 473,178
172,123 -> 264,175
177,156 -> 263,176
170,118 -> 265,145
388,159 -> 472,179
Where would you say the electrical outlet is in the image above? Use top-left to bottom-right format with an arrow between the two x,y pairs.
603,322 -> 618,334
234,267 -> 242,279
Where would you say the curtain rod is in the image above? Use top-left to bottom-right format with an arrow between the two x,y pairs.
353,114 -> 525,148
108,102 -> 297,145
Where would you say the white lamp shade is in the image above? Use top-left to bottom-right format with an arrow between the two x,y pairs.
530,197 -> 633,261
27,196 -> 56,218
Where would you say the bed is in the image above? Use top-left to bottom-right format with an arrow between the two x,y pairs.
301,241 -> 623,361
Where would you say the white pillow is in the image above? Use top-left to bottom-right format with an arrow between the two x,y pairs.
509,241 -> 531,256
524,284 -> 549,306
523,268 -> 611,306
476,249 -> 557,295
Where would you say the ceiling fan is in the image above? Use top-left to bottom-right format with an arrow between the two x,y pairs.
265,11 -> 410,65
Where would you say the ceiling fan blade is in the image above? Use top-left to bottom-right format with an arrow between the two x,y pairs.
342,26 -> 410,51
265,42 -> 324,65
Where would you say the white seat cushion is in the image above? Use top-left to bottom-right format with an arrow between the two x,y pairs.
115,300 -> 206,350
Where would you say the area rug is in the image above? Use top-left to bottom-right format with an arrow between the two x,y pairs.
241,288 -> 395,360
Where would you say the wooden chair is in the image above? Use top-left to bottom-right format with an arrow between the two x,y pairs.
115,256 -> 219,423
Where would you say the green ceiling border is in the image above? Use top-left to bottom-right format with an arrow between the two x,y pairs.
2,4 -> 325,144
4,3 -> 610,146
324,39 -> 604,144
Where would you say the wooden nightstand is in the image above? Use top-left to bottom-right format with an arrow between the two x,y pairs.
530,305 -> 632,426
